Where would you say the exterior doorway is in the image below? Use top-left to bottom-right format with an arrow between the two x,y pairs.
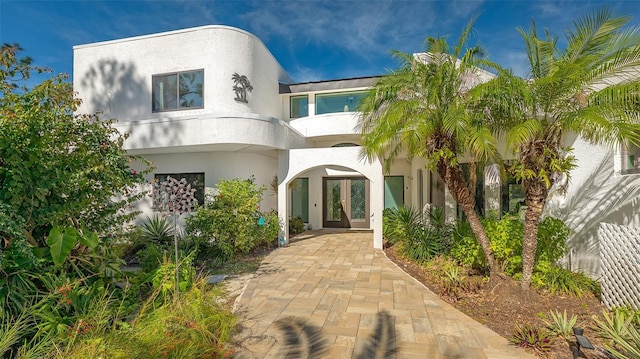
322,177 -> 369,228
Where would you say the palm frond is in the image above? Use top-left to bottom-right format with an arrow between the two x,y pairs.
563,7 -> 628,62
466,125 -> 498,163
506,119 -> 543,150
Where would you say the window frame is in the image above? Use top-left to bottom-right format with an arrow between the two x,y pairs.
314,90 -> 367,115
621,142 -> 640,175
289,95 -> 309,119
152,69 -> 204,113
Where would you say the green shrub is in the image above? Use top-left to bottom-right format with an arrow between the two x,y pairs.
383,206 -> 423,246
400,226 -> 446,263
449,215 -> 569,276
536,217 -> 569,264
289,216 -> 305,236
150,255 -> 196,299
137,243 -> 166,272
532,262 -> 600,297
384,206 -> 450,262
450,220 -> 487,270
185,177 -> 279,265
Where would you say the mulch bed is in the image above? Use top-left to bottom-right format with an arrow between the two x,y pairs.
384,245 -> 612,359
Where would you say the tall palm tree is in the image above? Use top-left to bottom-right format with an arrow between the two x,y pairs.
476,8 -> 640,290
359,19 -> 504,279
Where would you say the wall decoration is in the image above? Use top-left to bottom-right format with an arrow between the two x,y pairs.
232,73 -> 253,103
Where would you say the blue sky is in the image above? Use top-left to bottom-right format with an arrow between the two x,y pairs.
2,0 -> 640,84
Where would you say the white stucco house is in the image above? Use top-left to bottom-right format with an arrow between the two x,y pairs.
73,25 -> 639,278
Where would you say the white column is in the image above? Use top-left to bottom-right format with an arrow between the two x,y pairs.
372,169 -> 384,249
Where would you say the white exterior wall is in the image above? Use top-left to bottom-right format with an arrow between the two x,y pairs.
74,26 -> 287,121
277,147 -> 384,248
133,152 -> 278,216
289,113 -> 361,138
545,139 -> 640,277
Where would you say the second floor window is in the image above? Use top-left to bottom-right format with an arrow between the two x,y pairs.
315,91 -> 366,115
152,70 -> 204,112
290,95 -> 308,118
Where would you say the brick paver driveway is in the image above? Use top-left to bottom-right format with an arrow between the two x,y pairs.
233,230 -> 535,359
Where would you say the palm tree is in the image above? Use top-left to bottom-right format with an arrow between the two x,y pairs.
359,19 -> 504,279
476,8 -> 640,290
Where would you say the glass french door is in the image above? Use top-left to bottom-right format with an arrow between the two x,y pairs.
323,177 -> 369,228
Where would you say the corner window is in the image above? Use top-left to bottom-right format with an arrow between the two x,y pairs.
315,91 -> 366,115
152,70 -> 204,112
621,143 -> 640,175
290,95 -> 308,118
154,172 -> 205,206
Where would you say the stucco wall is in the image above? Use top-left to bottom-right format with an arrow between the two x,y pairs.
73,26 -> 287,122
289,113 -> 361,138
545,139 -> 640,278
133,151 -> 278,219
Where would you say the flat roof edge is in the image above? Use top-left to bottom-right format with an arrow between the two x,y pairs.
73,25 -> 257,50
282,76 -> 382,93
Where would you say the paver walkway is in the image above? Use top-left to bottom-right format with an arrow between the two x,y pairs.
233,230 -> 536,359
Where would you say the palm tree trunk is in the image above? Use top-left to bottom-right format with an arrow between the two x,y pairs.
520,180 -> 548,290
438,163 -> 500,277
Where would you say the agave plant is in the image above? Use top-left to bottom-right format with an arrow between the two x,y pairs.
139,215 -> 175,246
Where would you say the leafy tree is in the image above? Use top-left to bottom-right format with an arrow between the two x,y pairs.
359,19 -> 504,279
475,8 -> 640,289
0,43 -> 150,318
0,43 -> 150,246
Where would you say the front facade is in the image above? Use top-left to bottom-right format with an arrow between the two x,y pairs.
73,25 -> 639,277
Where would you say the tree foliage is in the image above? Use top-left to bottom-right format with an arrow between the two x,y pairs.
359,18 -> 503,277
474,7 -> 640,289
0,43 -> 150,320
0,43 -> 150,246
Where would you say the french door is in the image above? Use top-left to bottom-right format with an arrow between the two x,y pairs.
322,177 -> 369,228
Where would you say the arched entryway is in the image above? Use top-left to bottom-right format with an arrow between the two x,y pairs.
277,147 -> 384,248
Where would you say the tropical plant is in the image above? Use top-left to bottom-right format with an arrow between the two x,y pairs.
543,309 -> 578,339
359,18 -> 504,280
475,7 -> 640,289
531,262 -> 601,297
139,215 -> 175,246
510,323 -> 554,354
382,206 -> 422,246
595,309 -> 640,359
